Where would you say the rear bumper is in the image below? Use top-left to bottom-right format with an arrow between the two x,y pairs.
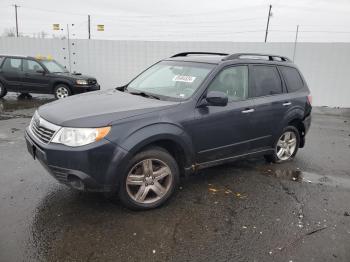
303,114 -> 311,134
300,114 -> 311,148
25,128 -> 129,192
72,84 -> 100,94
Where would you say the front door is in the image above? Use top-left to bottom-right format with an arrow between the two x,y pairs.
21,59 -> 50,93
191,65 -> 256,163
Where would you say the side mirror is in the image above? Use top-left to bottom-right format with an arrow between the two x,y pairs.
115,85 -> 127,91
200,91 -> 228,107
36,69 -> 45,74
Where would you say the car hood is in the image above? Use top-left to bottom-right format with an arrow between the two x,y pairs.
52,72 -> 95,80
38,90 -> 179,127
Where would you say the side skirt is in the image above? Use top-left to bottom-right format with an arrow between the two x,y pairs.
184,148 -> 274,174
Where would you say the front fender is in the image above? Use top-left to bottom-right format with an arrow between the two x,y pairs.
118,123 -> 195,167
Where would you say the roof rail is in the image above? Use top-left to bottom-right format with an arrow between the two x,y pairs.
171,52 -> 229,58
223,53 -> 291,62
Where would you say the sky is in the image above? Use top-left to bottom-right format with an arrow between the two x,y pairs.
1,0 -> 350,42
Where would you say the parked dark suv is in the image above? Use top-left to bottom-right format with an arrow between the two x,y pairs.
0,55 -> 100,99
25,52 -> 312,210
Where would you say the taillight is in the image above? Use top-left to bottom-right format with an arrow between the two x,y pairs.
307,95 -> 312,105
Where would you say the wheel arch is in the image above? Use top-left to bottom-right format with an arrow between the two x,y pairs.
119,123 -> 195,175
282,108 -> 306,147
52,80 -> 72,93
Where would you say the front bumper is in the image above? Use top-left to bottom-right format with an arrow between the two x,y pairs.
72,83 -> 100,94
25,128 -> 129,192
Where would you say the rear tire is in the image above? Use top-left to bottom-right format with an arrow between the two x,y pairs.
118,147 -> 180,210
0,82 -> 7,98
54,84 -> 71,99
264,126 -> 300,163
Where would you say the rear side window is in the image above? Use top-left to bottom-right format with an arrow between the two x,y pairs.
250,65 -> 282,97
279,66 -> 304,92
0,56 -> 4,66
2,58 -> 22,72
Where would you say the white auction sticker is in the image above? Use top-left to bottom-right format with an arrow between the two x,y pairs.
173,75 -> 196,83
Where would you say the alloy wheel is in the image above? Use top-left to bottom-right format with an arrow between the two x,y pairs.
276,131 -> 297,161
56,87 -> 69,99
126,159 -> 173,204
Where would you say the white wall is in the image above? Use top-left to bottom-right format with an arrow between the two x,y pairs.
0,37 -> 349,107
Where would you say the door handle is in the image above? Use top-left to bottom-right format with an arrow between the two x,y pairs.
282,102 -> 292,106
241,108 -> 255,114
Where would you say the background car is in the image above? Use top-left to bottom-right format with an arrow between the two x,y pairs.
0,55 -> 100,99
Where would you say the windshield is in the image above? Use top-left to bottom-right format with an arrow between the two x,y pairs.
41,60 -> 68,73
127,61 -> 215,100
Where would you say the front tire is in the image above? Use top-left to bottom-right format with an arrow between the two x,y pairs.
54,84 -> 71,99
118,147 -> 180,210
0,82 -> 7,98
265,126 -> 300,163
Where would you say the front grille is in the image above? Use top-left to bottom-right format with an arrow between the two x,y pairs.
30,113 -> 60,144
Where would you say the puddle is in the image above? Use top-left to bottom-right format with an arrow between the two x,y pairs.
0,95 -> 53,112
262,168 -> 350,189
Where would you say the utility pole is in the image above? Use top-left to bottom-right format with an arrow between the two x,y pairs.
88,15 -> 91,39
293,25 -> 299,61
66,24 -> 72,72
13,4 -> 20,37
264,4 -> 272,43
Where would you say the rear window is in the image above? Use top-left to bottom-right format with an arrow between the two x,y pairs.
250,65 -> 283,97
2,58 -> 22,72
279,66 -> 304,92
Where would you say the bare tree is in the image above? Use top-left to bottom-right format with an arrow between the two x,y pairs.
2,28 -> 16,37
39,31 -> 48,38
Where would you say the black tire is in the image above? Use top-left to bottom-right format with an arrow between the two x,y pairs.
118,146 -> 180,210
264,126 -> 300,163
54,84 -> 71,99
0,82 -> 8,98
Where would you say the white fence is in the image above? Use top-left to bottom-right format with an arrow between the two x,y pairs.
0,37 -> 349,107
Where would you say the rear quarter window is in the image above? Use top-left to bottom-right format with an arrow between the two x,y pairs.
279,66 -> 304,92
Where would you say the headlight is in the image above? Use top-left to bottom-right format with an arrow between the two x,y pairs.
51,126 -> 111,147
76,79 -> 88,85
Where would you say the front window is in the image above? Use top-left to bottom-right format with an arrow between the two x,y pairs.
207,66 -> 249,102
40,60 -> 68,73
127,61 -> 215,100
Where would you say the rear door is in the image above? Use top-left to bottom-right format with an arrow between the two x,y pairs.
248,64 -> 288,150
0,57 -> 23,92
21,59 -> 51,93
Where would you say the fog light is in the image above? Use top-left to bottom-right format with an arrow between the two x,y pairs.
68,176 -> 85,190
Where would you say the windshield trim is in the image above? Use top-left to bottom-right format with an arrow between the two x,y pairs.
125,60 -> 216,102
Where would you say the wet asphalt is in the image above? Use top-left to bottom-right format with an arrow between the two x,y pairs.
0,94 -> 349,262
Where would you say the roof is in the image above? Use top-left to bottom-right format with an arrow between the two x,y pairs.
0,54 -> 53,61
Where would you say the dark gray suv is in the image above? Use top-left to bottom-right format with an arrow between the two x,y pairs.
25,52 -> 312,210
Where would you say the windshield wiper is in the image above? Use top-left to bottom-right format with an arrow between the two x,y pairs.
129,91 -> 160,100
